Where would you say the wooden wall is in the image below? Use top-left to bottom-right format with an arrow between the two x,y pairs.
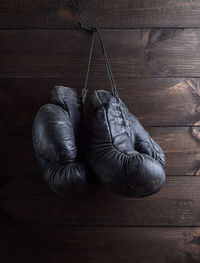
1,1 -> 200,262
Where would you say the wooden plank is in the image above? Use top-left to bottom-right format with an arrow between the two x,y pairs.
0,226 -> 200,262
1,78 -> 200,127
1,176 -> 200,227
2,29 -> 200,78
1,127 -> 200,176
1,0 -> 200,28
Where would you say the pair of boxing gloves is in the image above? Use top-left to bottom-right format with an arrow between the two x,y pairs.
32,85 -> 166,198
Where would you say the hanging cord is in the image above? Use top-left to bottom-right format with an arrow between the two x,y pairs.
95,28 -> 119,99
83,30 -> 96,103
78,22 -> 96,103
77,22 -> 119,101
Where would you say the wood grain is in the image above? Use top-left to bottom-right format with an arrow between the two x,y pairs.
1,1 -> 200,262
1,0 -> 200,28
0,226 -> 200,262
1,77 -> 200,127
1,126 -> 199,176
2,29 -> 200,78
1,176 -> 200,227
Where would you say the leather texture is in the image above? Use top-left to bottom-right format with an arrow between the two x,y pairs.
87,90 -> 166,198
32,86 -> 91,197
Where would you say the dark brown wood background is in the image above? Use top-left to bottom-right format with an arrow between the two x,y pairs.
1,1 -> 200,262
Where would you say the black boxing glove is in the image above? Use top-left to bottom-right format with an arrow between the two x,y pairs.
32,86 -> 91,197
87,90 -> 166,198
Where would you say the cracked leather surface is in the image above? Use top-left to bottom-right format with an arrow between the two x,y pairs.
87,90 -> 166,198
32,86 -> 91,197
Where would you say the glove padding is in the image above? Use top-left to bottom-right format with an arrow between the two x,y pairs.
87,90 -> 166,198
32,86 -> 90,197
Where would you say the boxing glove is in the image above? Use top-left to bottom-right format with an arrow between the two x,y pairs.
32,86 -> 91,197
87,90 -> 166,197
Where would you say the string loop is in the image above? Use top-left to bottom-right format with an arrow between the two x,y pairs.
78,22 -> 119,103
